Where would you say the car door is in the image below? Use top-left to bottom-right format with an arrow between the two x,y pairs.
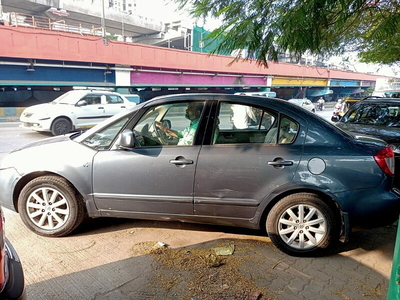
91,100 -> 208,216
74,94 -> 107,128
193,101 -> 304,219
103,94 -> 129,118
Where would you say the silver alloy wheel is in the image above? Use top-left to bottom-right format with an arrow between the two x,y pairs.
277,204 -> 327,250
26,187 -> 70,230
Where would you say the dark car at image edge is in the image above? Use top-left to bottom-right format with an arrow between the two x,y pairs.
334,98 -> 400,189
0,206 -> 25,300
0,93 -> 399,257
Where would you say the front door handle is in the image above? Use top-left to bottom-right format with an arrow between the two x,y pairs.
169,156 -> 194,167
98,107 -> 104,109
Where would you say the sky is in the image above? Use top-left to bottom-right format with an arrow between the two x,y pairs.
138,0 -> 221,30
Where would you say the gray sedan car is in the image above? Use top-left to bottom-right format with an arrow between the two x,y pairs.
0,94 -> 399,256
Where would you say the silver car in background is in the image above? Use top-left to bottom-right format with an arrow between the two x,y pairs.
288,98 -> 316,113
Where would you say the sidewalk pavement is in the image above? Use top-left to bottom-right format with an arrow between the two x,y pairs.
0,116 -> 20,122
0,107 -> 24,122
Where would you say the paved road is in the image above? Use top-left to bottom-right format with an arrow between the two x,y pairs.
0,112 -> 396,300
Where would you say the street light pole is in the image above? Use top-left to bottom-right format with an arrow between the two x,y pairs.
122,14 -> 125,41
101,0 -> 106,38
0,0 -> 3,21
121,12 -> 131,42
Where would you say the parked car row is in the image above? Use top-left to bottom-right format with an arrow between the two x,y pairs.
1,93 -> 399,257
0,206 -> 25,299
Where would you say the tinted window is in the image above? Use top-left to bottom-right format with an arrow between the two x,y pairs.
82,95 -> 102,105
215,102 -> 278,144
278,116 -> 299,144
106,95 -> 124,104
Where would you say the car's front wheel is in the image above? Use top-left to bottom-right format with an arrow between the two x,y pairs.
18,176 -> 85,237
266,193 -> 339,256
51,117 -> 72,135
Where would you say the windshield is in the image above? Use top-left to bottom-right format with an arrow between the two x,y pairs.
52,91 -> 86,105
81,116 -> 131,150
343,103 -> 400,127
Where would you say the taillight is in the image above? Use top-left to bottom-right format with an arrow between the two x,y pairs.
374,146 -> 395,176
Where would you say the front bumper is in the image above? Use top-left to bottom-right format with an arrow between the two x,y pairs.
19,116 -> 52,132
0,239 -> 25,300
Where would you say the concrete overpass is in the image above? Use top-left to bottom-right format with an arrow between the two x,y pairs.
0,0 -> 190,49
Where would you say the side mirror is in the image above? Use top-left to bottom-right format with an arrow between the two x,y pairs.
331,115 -> 341,123
117,129 -> 136,149
76,100 -> 88,107
162,119 -> 171,130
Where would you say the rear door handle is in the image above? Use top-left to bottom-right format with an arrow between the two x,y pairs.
268,161 -> 293,166
98,107 -> 104,109
268,157 -> 294,169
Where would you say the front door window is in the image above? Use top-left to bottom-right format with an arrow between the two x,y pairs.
133,101 -> 205,147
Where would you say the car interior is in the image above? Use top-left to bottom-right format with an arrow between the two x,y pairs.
214,103 -> 298,145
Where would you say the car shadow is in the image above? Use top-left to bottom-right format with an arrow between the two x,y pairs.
74,216 -> 396,257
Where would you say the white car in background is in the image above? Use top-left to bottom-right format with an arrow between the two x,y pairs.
120,94 -> 141,104
288,98 -> 316,113
20,88 -> 136,135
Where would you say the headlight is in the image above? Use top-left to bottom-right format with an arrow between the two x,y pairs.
24,112 -> 49,119
389,143 -> 400,154
22,111 -> 33,118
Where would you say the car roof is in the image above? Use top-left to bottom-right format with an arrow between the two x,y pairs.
70,89 -> 119,94
359,98 -> 400,105
145,93 -> 321,122
147,93 -> 287,107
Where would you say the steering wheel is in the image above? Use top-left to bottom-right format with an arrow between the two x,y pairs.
153,121 -> 169,145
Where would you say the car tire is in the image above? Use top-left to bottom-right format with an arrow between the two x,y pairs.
18,176 -> 85,237
51,117 -> 72,136
266,193 -> 339,257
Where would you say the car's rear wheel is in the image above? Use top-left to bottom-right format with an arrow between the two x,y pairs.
51,117 -> 72,135
266,193 -> 339,256
18,176 -> 85,237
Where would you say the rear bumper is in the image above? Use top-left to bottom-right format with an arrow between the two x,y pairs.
0,239 -> 25,300
394,156 -> 400,190
338,186 -> 400,229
